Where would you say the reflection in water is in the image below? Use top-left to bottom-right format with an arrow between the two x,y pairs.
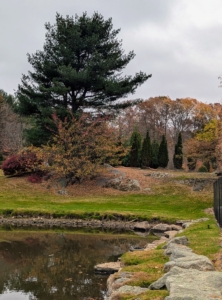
0,230 -> 150,300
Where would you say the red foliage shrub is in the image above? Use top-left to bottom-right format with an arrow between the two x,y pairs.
1,152 -> 40,176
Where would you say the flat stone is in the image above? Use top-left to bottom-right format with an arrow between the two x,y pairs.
94,262 -> 121,274
164,230 -> 178,239
109,285 -> 148,299
144,236 -> 168,250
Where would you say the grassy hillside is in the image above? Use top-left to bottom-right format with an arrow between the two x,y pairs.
0,168 -> 215,222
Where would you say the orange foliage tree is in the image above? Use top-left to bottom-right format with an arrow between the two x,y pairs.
32,112 -> 127,183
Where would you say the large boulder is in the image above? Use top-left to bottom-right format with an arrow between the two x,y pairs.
150,237 -> 219,299
150,266 -> 222,300
105,177 -> 141,191
164,254 -> 215,272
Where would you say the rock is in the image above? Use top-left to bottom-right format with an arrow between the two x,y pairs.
163,236 -> 189,249
164,230 -> 178,239
151,223 -> 171,237
164,267 -> 222,300
151,238 -> 217,299
144,236 -> 168,251
145,172 -> 172,178
134,221 -> 150,232
123,179 -> 141,191
108,285 -> 148,299
170,224 -> 182,231
164,243 -> 193,259
56,177 -> 69,188
57,189 -> 68,195
176,220 -> 191,226
193,182 -> 205,191
150,266 -> 183,290
182,222 -> 193,228
105,177 -> 141,191
94,262 -> 121,274
107,272 -> 134,297
164,255 -> 215,272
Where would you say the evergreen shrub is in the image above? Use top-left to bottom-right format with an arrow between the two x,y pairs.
198,165 -> 208,172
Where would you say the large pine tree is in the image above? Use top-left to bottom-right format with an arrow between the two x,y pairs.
16,12 -> 151,145
173,132 -> 183,169
158,135 -> 169,168
141,131 -> 152,168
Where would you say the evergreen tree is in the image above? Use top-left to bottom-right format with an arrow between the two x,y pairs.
141,131 -> 152,168
129,129 -> 142,167
150,139 -> 159,169
16,12 -> 151,145
158,135 -> 169,168
173,132 -> 183,169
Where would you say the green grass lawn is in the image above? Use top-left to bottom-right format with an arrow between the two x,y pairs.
0,171 -> 213,222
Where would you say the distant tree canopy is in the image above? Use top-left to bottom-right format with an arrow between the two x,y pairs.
16,12 -> 151,145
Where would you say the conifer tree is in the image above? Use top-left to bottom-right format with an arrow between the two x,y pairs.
16,12 -> 151,145
141,131 -> 151,168
158,135 -> 169,168
173,132 -> 183,169
129,129 -> 142,167
150,139 -> 159,169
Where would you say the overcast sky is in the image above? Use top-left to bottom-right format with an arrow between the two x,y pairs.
1,0 -> 222,104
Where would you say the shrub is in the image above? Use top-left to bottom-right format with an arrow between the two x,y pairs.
1,151 -> 40,176
187,156 -> 196,171
27,173 -> 42,183
198,165 -> 208,172
0,153 -> 3,164
203,161 -> 210,172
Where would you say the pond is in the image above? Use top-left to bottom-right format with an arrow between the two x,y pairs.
0,229 -> 153,300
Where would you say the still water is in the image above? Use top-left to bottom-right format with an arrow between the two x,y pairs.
0,229 -> 151,300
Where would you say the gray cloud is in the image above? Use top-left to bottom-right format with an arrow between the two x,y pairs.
0,0 -> 222,103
